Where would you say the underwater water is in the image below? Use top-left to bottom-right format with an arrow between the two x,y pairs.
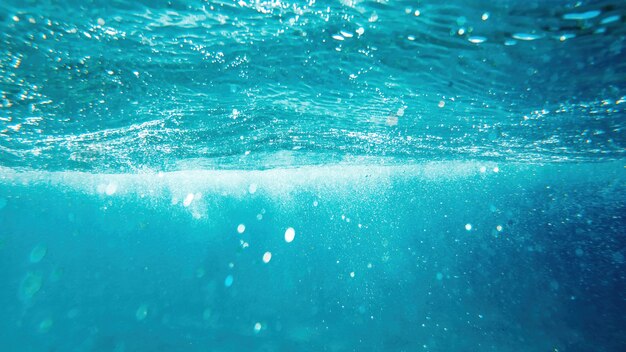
0,0 -> 625,351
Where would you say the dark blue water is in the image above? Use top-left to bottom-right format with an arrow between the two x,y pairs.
1,0 -> 625,351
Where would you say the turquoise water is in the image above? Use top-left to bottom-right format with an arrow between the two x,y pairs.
1,0 -> 625,351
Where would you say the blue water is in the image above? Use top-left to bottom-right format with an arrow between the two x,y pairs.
1,0 -> 625,351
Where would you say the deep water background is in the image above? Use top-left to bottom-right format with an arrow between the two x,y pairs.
1,163 -> 625,351
1,0 -> 626,351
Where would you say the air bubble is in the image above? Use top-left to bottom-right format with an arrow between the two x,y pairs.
284,227 -> 295,243
468,36 -> 487,44
135,304 -> 148,321
224,275 -> 234,287
29,244 -> 47,263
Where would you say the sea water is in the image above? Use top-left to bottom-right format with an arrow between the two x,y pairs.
0,1 -> 625,351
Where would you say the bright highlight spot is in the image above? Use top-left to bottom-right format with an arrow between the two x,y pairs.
468,36 -> 487,44
465,223 -> 472,231
512,33 -> 541,41
254,322 -> 262,333
237,224 -> 246,234
284,227 -> 295,243
340,30 -> 353,38
105,183 -> 117,195
183,193 -> 194,207
263,251 -> 272,263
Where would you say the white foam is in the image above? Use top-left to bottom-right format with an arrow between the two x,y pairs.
0,161 -> 619,203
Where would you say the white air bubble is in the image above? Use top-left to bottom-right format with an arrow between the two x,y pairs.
284,227 -> 295,243
465,224 -> 472,231
237,224 -> 246,234
340,31 -> 353,38
263,252 -> 272,263
183,193 -> 194,207
468,36 -> 487,44
512,33 -> 541,41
